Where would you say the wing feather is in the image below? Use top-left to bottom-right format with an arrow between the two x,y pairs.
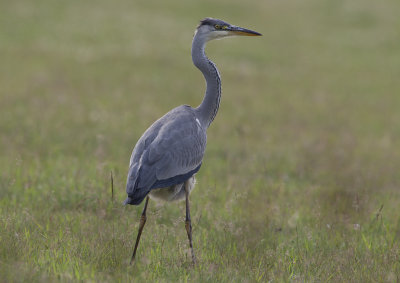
125,106 -> 206,204
150,114 -> 206,180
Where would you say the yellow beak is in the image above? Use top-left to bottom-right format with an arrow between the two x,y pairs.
228,26 -> 262,36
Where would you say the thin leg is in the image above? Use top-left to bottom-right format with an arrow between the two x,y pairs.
130,196 -> 150,265
184,181 -> 197,265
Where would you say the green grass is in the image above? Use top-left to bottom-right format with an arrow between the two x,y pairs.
1,0 -> 400,281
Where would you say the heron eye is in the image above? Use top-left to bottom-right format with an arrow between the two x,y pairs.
214,24 -> 221,29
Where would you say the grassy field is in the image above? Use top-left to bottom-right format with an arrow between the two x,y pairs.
1,0 -> 400,281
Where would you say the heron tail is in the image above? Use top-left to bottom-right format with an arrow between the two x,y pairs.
125,163 -> 153,205
123,193 -> 148,205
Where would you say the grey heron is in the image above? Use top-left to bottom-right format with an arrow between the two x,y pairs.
124,18 -> 261,265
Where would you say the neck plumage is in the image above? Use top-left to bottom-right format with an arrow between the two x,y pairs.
192,33 -> 221,128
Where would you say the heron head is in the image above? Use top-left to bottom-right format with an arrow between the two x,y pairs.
195,18 -> 262,41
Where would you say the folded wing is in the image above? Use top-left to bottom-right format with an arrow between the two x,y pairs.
125,106 -> 206,205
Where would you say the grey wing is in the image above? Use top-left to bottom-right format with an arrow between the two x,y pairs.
125,108 -> 206,204
148,119 -> 206,181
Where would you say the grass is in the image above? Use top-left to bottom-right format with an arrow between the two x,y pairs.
1,0 -> 400,281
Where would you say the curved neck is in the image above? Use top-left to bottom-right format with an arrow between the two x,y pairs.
192,32 -> 221,128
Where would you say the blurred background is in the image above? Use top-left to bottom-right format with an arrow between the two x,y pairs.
1,0 -> 399,281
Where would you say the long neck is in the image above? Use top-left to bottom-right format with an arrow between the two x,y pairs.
192,33 -> 221,128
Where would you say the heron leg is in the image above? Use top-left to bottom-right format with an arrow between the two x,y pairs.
130,196 -> 150,265
184,181 -> 197,265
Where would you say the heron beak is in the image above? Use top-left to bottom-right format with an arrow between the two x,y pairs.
228,26 -> 262,36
